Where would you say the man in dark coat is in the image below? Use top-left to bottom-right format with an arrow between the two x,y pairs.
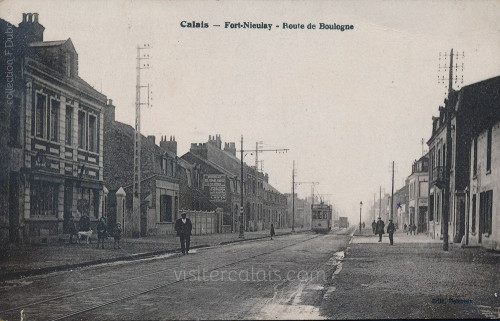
371,220 -> 377,234
387,219 -> 395,245
175,213 -> 192,254
375,217 -> 385,242
96,216 -> 108,249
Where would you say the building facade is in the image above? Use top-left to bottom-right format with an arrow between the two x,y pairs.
103,103 -> 180,236
1,13 -> 107,243
181,135 -> 287,232
407,155 -> 429,233
464,76 -> 500,250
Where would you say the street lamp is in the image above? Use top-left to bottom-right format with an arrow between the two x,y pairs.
359,201 -> 363,232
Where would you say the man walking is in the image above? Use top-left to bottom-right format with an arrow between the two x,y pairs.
371,220 -> 376,234
387,219 -> 395,245
175,213 -> 192,255
375,217 -> 385,242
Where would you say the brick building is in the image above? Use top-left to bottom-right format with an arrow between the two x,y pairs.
103,102 -> 180,236
181,135 -> 287,232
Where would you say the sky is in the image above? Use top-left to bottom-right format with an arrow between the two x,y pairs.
2,0 -> 500,223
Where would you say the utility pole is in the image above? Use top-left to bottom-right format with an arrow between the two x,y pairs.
132,44 -> 152,237
390,161 -> 395,221
239,135 -> 244,239
439,48 -> 464,251
238,136 -> 288,238
292,161 -> 295,232
295,181 -> 319,229
379,186 -> 381,220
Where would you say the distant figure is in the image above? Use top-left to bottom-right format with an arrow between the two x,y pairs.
96,216 -> 108,249
270,224 -> 275,240
68,216 -> 78,244
79,214 -> 91,233
375,217 -> 385,242
411,224 -> 417,235
404,223 -> 408,235
387,219 -> 395,245
362,222 -> 365,229
175,213 -> 192,254
372,220 -> 377,234
112,222 -> 122,249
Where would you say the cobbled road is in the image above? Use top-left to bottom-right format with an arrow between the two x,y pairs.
0,230 -> 353,320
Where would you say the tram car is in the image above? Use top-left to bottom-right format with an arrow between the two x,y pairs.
311,203 -> 332,233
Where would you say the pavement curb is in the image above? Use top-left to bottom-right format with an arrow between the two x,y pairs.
0,231 -> 303,282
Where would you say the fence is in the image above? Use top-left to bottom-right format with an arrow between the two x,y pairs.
180,210 -> 219,235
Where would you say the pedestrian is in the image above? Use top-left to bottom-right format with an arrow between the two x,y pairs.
112,222 -> 122,249
404,223 -> 408,235
270,223 -> 275,240
175,213 -> 192,255
411,224 -> 417,235
371,220 -> 376,234
387,219 -> 395,245
375,217 -> 385,242
68,216 -> 77,244
96,216 -> 108,249
78,214 -> 91,233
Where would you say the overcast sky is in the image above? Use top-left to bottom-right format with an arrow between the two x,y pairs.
2,0 -> 500,223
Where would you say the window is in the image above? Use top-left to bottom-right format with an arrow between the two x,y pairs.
78,188 -> 99,218
65,106 -> 73,146
471,194 -> 476,233
31,181 -> 58,216
473,137 -> 478,176
160,194 -> 173,222
479,190 -> 493,235
35,93 -> 46,138
88,114 -> 97,152
78,111 -> 86,149
487,127 -> 492,172
50,99 -> 59,142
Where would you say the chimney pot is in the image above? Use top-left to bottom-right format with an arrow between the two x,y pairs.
34,13 -> 39,23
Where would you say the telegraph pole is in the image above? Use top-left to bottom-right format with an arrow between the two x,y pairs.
240,136 -> 244,239
238,136 -> 288,238
439,48 -> 464,251
132,44 -> 152,237
390,161 -> 394,221
292,161 -> 295,232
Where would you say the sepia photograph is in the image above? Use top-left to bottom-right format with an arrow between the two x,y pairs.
0,0 -> 499,319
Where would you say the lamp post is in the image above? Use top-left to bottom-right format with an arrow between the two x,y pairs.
359,201 -> 363,232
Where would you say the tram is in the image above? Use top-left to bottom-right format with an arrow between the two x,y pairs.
311,202 -> 332,233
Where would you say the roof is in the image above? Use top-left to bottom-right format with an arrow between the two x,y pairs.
28,40 -> 67,47
263,181 -> 281,194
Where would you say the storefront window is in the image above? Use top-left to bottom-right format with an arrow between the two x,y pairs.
31,181 -> 58,216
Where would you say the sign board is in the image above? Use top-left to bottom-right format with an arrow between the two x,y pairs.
204,174 -> 226,201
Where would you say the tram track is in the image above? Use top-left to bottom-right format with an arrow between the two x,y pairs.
1,233 -> 324,321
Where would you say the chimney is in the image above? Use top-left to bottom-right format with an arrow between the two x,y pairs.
147,135 -> 156,145
224,142 -> 236,156
18,12 -> 45,44
105,99 -> 115,125
160,135 -> 177,156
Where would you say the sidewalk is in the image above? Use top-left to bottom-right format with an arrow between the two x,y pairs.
0,228 -> 304,282
322,228 -> 500,319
